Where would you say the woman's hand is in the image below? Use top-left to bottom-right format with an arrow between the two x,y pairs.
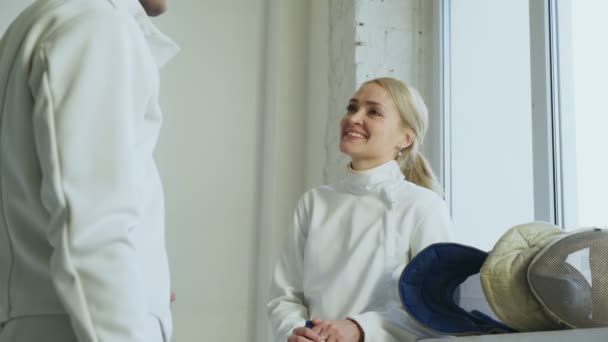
288,326 -> 325,342
310,319 -> 363,342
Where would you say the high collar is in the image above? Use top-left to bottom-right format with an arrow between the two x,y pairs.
342,160 -> 405,202
112,0 -> 180,68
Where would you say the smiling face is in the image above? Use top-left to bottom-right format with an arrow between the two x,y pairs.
339,82 -> 413,170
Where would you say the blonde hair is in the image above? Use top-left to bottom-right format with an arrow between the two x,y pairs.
364,77 -> 441,194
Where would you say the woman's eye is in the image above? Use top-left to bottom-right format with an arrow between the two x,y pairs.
369,110 -> 382,116
346,104 -> 357,113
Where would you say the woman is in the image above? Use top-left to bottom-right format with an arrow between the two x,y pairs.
267,78 -> 453,342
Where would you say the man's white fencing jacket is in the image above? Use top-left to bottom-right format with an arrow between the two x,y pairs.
0,0 -> 178,340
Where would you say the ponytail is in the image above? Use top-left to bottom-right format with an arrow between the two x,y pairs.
398,150 -> 442,195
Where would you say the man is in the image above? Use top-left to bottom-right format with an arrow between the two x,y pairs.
0,0 -> 178,341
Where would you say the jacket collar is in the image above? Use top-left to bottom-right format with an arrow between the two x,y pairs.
112,0 -> 179,68
342,160 -> 405,200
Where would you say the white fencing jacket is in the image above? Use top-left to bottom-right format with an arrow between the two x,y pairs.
0,0 -> 178,341
268,160 -> 454,342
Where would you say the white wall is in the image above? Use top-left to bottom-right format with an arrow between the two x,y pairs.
250,0 -> 311,340
154,1 -> 268,341
306,0 -> 330,189
155,0 -> 311,340
0,1 -> 32,34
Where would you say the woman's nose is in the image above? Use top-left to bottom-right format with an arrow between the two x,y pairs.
347,110 -> 364,124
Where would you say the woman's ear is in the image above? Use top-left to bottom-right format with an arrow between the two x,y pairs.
400,129 -> 414,149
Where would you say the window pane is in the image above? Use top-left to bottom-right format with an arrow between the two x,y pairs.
449,0 -> 535,250
556,0 -> 608,228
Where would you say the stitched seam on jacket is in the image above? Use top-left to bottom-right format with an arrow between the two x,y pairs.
0,41 -> 23,323
38,46 -> 98,339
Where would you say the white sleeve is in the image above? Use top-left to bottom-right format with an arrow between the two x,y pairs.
267,197 -> 310,342
28,9 -> 153,342
350,197 -> 454,341
410,197 -> 454,257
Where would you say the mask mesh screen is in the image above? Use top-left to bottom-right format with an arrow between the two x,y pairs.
528,229 -> 608,328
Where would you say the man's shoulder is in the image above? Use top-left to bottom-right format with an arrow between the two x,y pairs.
15,0 -> 118,24
10,0 -> 130,43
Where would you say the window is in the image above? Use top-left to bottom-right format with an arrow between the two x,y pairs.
553,0 -> 608,229
443,0 -> 535,250
442,0 -> 608,249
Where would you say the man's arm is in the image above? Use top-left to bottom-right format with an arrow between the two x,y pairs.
28,8 -> 155,341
